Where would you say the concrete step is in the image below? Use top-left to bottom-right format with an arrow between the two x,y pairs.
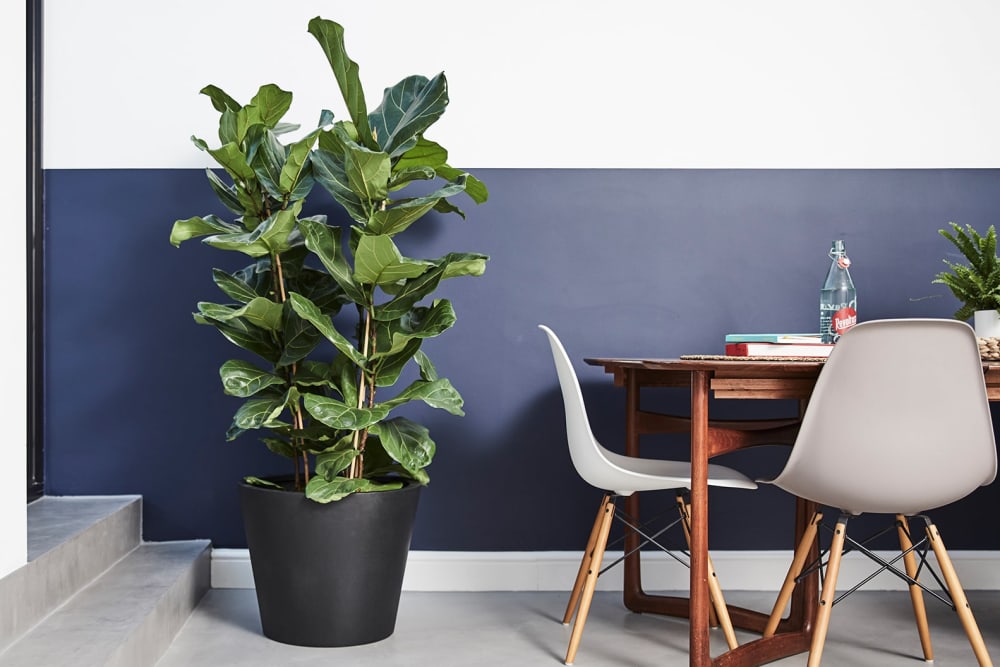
0,539 -> 210,667
0,496 -> 142,651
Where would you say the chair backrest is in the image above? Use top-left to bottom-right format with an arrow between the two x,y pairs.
538,325 -> 623,491
771,318 -> 998,515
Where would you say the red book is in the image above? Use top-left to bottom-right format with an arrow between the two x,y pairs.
725,342 -> 834,358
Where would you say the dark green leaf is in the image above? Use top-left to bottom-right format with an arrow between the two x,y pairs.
369,417 -> 434,482
299,217 -> 363,302
212,268 -> 260,304
369,73 -> 449,158
288,292 -> 365,365
200,84 -> 241,112
307,17 -> 376,150
278,302 -> 324,366
244,475 -> 283,489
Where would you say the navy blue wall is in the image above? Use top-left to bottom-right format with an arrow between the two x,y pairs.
44,168 -> 1000,549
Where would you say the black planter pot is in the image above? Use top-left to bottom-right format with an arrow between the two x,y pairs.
239,478 -> 421,647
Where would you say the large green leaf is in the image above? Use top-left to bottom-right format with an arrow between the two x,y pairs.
299,217 -> 363,302
344,141 -> 390,206
207,142 -> 256,181
374,266 -> 445,321
436,165 -> 489,204
372,338 -> 421,387
302,393 -> 389,430
369,73 -> 449,158
205,169 -> 243,214
439,252 -> 489,280
220,359 -> 286,397
170,214 -> 241,247
314,440 -> 359,479
277,304 -> 324,366
203,202 -> 301,257
368,199 -> 438,236
369,417 -> 434,482
279,129 -> 320,196
233,396 -> 285,430
307,17 -> 376,150
211,268 -> 260,304
196,304 -> 281,362
250,84 -> 293,129
372,300 -> 455,360
311,147 -> 368,224
200,84 -> 240,113
250,129 -> 287,200
354,234 -> 431,286
213,296 -> 284,332
287,292 -> 365,366
413,349 -> 438,381
380,378 -> 464,415
394,137 -> 447,172
305,476 -> 383,503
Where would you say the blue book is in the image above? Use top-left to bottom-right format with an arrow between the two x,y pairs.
724,333 -> 823,344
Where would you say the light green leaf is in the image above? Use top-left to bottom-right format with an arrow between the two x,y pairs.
250,84 -> 293,129
302,393 -> 389,430
354,234 -> 431,286
344,142 -> 390,205
220,359 -> 285,397
233,396 -> 285,430
207,142 -> 255,181
279,129 -> 319,195
169,214 -> 240,247
305,476 -> 378,503
380,378 -> 464,416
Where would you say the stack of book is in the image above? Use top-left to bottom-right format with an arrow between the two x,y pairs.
724,333 -> 834,358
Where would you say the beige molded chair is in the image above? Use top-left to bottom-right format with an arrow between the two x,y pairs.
539,325 -> 757,665
761,318 -> 996,666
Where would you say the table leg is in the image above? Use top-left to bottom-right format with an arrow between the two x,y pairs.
690,370 -> 711,666
623,369 -> 644,605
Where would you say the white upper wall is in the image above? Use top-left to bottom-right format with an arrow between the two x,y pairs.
2,0 -> 28,578
44,0 -> 1000,169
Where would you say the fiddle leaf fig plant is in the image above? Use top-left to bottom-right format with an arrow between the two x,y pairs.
171,16 -> 488,503
933,222 -> 1000,321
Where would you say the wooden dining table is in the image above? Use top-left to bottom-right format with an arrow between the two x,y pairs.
584,356 -> 1000,667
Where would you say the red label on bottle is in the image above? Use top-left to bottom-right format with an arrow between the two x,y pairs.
833,307 -> 857,334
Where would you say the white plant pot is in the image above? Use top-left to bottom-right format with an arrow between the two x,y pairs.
973,310 -> 1000,338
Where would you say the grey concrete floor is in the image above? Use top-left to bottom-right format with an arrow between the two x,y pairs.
157,589 -> 999,666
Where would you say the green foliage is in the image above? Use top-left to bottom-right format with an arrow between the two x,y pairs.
933,222 -> 1000,321
171,17 -> 488,502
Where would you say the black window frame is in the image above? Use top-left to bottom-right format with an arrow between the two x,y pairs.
27,0 -> 43,502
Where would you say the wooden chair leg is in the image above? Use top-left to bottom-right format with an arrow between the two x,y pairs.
807,517 -> 848,667
764,511 -> 823,637
679,497 -> 738,650
896,515 -> 933,661
563,495 -> 611,625
676,496 -> 718,627
565,495 -> 615,666
925,522 -> 993,667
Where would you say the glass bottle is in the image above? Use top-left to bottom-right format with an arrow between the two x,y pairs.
820,240 -> 857,343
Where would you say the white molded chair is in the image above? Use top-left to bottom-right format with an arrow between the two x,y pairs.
761,318 -> 997,666
539,325 -> 757,665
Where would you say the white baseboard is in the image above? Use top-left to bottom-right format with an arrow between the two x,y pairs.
211,549 -> 1000,592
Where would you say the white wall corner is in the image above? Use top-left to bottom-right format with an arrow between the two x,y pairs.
0,0 -> 28,580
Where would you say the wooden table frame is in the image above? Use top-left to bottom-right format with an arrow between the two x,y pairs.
584,357 -> 1000,667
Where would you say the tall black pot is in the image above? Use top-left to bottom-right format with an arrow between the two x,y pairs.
239,478 -> 421,647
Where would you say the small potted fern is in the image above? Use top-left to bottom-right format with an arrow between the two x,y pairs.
933,222 -> 1000,337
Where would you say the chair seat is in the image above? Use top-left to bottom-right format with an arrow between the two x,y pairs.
603,448 -> 756,494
